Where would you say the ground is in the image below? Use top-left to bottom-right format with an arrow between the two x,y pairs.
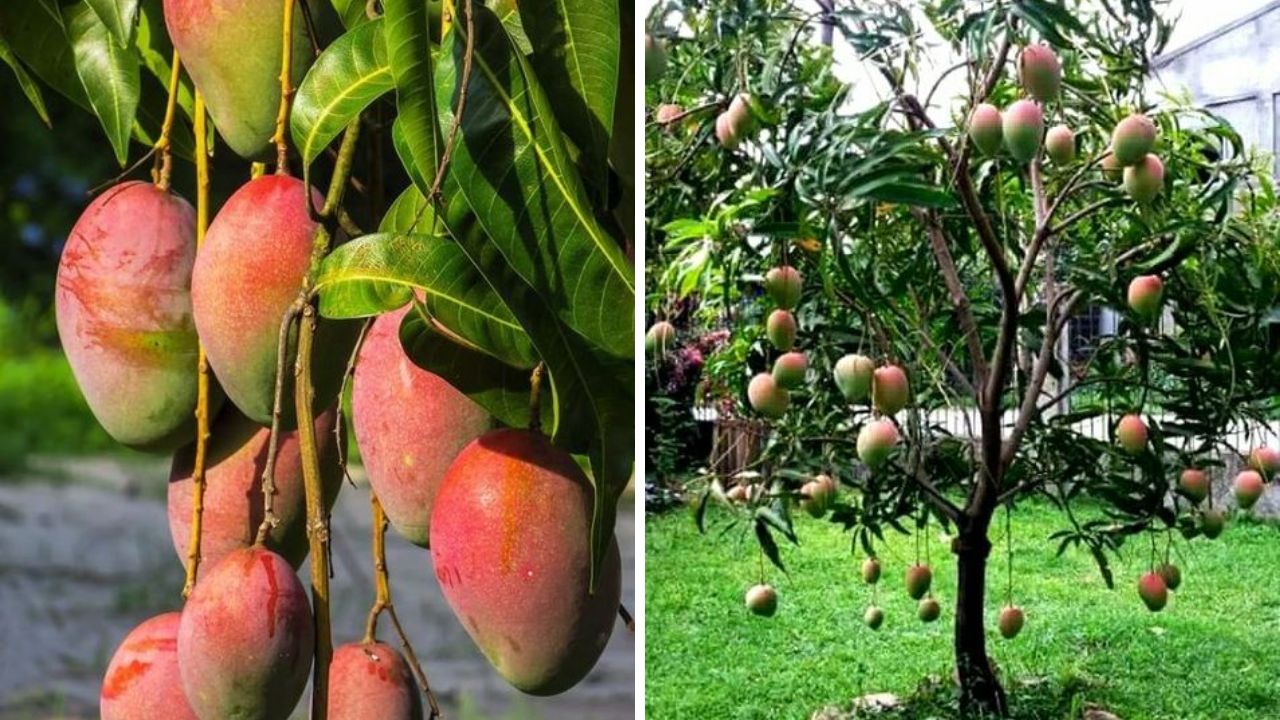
0,455 -> 635,720
645,496 -> 1280,720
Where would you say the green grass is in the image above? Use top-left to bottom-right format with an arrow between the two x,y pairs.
646,500 -> 1280,719
0,349 -> 119,474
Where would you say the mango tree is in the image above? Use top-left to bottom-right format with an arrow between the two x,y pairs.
646,0 -> 1280,714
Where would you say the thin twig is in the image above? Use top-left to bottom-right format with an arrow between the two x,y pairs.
428,0 -> 475,201
335,318 -> 373,488
273,0 -> 297,173
153,50 -> 183,190
182,91 -> 211,599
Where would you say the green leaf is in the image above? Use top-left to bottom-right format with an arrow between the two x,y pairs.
0,1 -> 90,109
518,0 -> 619,192
398,305 -> 552,431
0,34 -> 51,125
330,0 -> 372,27
437,6 -> 634,360
67,1 -> 140,166
384,0 -> 441,193
291,18 -> 393,182
378,184 -> 435,234
136,0 -> 195,123
85,0 -> 139,47
314,231 -> 539,370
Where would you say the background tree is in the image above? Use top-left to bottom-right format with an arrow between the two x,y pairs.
646,0 -> 1280,715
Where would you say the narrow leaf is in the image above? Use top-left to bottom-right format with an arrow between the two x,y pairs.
437,5 -> 634,359
0,34 -> 51,125
85,0 -> 140,47
67,1 -> 140,165
0,1 -> 90,108
384,0 -> 441,192
518,0 -> 619,192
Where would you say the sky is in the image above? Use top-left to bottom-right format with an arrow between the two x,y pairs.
645,0 -> 1279,111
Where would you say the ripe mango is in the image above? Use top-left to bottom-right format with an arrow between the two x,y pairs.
328,641 -> 423,719
101,612 -> 198,720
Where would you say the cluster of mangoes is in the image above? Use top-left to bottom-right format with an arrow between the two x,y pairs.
70,4 -> 620,719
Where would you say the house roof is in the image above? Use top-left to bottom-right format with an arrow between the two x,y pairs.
1153,0 -> 1280,67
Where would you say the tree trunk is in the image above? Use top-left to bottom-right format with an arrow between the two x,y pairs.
952,531 -> 1008,717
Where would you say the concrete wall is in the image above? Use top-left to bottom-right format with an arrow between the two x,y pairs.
1154,1 -> 1280,171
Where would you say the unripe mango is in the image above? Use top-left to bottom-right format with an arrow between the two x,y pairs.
905,564 -> 933,600
168,405 -> 342,569
1116,414 -> 1147,455
766,309 -> 797,351
799,476 -> 834,518
857,419 -> 899,469
1018,45 -> 1061,101
834,354 -> 875,402
1002,100 -> 1044,163
1137,571 -> 1168,611
917,597 -> 941,623
864,605 -> 884,630
1178,468 -> 1209,503
772,351 -> 808,390
55,182 -> 204,451
1127,275 -> 1163,318
164,0 -> 310,159
101,612 -> 198,720
998,605 -> 1024,639
191,175 -> 358,428
178,546 -> 314,719
1111,114 -> 1156,166
1123,154 -> 1164,204
353,308 -> 492,547
1233,470 -> 1264,510
1157,562 -> 1182,591
765,265 -> 803,309
726,94 -> 754,136
748,372 -> 790,419
967,103 -> 1003,157
429,429 -> 622,696
861,557 -> 881,584
328,641 -> 422,720
1101,149 -> 1123,181
715,112 -> 739,149
1200,508 -> 1226,539
872,364 -> 909,416
1045,125 -> 1075,164
645,320 -> 676,355
745,584 -> 778,617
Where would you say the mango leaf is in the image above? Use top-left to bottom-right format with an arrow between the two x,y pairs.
85,0 -> 139,48
314,231 -> 539,370
378,183 -> 435,234
437,5 -> 633,360
390,116 -> 428,190
291,18 -> 393,183
330,0 -> 371,27
0,1 -> 90,108
399,305 -> 552,431
518,0 -> 618,194
384,0 -> 441,193
608,0 -> 634,246
67,2 -> 140,166
136,0 -> 195,122
0,34 -> 51,125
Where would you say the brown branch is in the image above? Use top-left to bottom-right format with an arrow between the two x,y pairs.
912,207 -> 987,387
152,50 -> 183,190
273,0 -> 297,174
335,318 -> 373,488
254,298 -> 305,545
428,0 -> 474,202
618,604 -> 635,632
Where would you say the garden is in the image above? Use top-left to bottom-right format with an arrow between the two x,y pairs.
644,0 -> 1280,718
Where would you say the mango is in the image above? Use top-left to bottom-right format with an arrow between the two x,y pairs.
101,612 -> 198,720
1123,154 -> 1164,204
55,181 -> 206,451
328,641 -> 422,719
967,103 -> 1003,156
178,546 -> 313,719
191,175 -> 357,427
429,429 -> 622,696
168,405 -> 342,570
1018,45 -> 1061,101
164,0 -> 311,159
352,307 -> 492,547
1111,113 -> 1156,166
1002,100 -> 1043,163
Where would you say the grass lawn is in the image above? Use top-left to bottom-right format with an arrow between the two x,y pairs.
645,498 -> 1280,719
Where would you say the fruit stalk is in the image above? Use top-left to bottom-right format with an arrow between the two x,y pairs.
273,0 -> 297,173
182,91 -> 211,598
154,50 -> 183,190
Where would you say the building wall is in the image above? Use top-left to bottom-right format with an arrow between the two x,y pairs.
1154,1 -> 1280,171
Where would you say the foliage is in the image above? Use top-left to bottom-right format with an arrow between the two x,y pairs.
647,0 -> 1280,712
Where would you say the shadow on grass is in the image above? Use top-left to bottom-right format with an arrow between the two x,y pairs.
814,672 -> 1103,719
